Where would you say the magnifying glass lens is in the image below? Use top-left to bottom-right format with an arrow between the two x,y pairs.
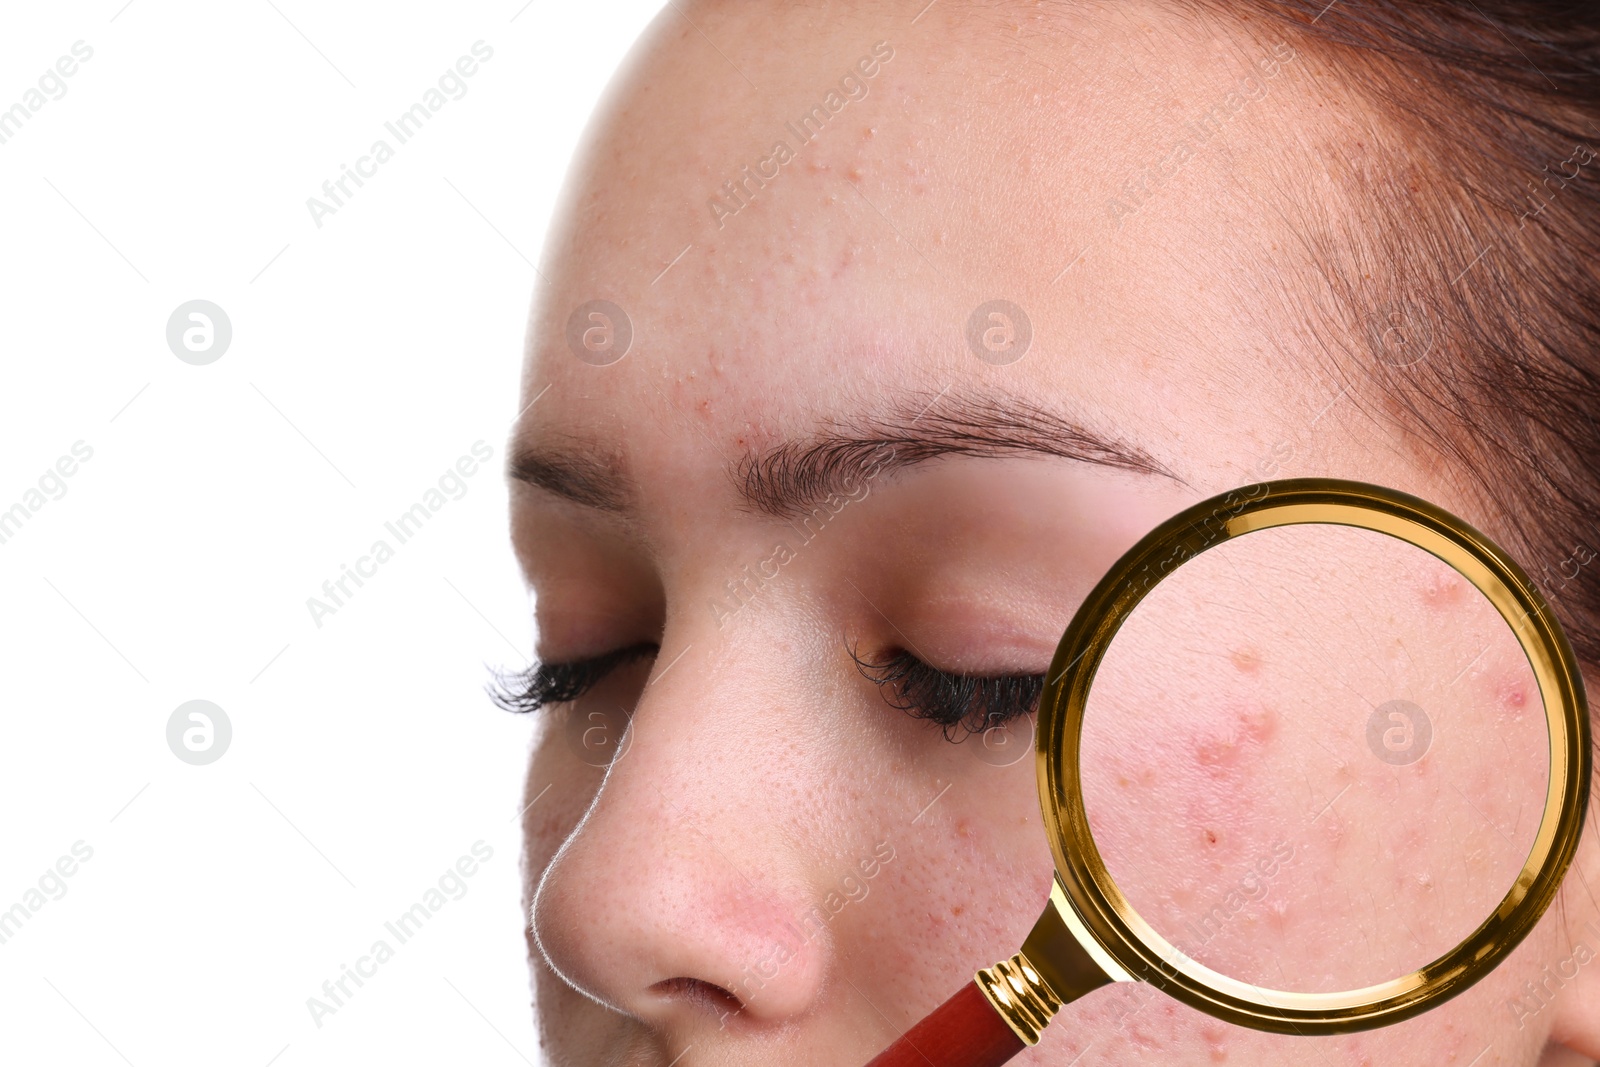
1080,522 -> 1548,993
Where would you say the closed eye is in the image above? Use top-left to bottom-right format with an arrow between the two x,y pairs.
486,637 -> 1044,745
848,642 -> 1044,741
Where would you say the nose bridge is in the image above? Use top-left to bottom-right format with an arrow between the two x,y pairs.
530,603 -> 837,1028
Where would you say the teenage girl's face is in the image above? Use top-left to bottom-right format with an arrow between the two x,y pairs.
510,2 -> 1600,1063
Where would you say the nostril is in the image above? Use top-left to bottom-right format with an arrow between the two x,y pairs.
650,976 -> 745,1016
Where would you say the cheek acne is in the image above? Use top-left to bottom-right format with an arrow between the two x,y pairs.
1228,645 -> 1263,674
1495,674 -> 1530,719
1191,702 -> 1280,776
1177,701 -> 1282,860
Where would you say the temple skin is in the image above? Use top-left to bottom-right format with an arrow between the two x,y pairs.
508,2 -> 1600,1063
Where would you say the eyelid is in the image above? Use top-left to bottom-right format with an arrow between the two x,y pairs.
536,640 -> 657,669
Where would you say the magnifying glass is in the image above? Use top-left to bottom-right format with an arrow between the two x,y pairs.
863,478 -> 1590,1066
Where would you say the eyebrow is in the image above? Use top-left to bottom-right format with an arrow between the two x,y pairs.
508,389 -> 1182,521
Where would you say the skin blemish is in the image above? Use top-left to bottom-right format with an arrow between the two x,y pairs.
1200,1023 -> 1229,1062
1418,569 -> 1467,609
1230,646 -> 1263,673
1193,703 -> 1278,772
1495,674 -> 1530,718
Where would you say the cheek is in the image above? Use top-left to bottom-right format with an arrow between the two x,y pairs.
1084,690 -> 1282,857
1079,650 -> 1551,997
854,743 -> 1057,1007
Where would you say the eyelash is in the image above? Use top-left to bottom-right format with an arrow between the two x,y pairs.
847,643 -> 1045,742
487,640 -> 1044,742
488,641 -> 659,715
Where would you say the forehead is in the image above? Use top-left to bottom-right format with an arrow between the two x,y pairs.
521,1 -> 1350,506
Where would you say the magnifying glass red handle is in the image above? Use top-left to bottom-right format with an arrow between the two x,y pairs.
863,882 -> 1117,1067
862,981 -> 1027,1067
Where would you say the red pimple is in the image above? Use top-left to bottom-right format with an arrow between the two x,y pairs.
1238,705 -> 1278,744
1497,676 -> 1530,716
1193,704 -> 1277,771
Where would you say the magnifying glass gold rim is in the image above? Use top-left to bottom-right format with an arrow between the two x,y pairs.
1036,477 -> 1592,1034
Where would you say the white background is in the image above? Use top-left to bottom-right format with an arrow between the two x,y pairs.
0,2 -> 661,1063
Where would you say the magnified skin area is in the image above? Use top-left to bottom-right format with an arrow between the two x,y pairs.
1080,524 -> 1548,992
509,1 -> 1600,1064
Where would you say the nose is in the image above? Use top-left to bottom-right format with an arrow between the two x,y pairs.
529,617 -> 833,1033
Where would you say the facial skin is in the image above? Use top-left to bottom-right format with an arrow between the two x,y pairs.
509,2 -> 1600,1064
